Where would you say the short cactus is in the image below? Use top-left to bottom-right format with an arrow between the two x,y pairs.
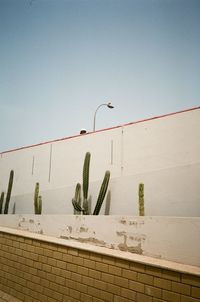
4,170 -> 14,214
0,192 -> 4,214
138,183 -> 144,216
34,182 -> 42,214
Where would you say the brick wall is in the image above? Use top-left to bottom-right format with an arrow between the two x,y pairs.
0,231 -> 199,302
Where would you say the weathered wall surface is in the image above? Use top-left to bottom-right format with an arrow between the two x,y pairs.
0,230 -> 199,302
0,215 -> 199,267
0,108 -> 200,216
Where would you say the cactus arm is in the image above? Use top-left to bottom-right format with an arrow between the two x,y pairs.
72,199 -> 85,214
139,183 -> 144,216
4,170 -> 14,214
38,196 -> 42,215
34,183 -> 40,214
83,152 -> 90,200
93,171 -> 110,215
0,192 -> 4,214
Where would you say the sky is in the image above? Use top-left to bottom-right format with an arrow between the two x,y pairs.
0,0 -> 199,152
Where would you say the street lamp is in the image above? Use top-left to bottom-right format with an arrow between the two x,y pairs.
93,102 -> 114,132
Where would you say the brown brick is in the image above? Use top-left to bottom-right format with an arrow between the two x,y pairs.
55,275 -> 65,286
181,296 -> 200,302
114,275 -> 129,288
153,298 -> 163,302
94,279 -> 107,290
130,262 -> 145,273
172,281 -> 191,295
48,257 -> 57,267
102,255 -> 115,265
100,291 -> 113,302
53,251 -> 63,260
163,289 -> 181,302
146,266 -> 162,277
77,265 -> 88,276
95,262 -> 109,273
68,248 -> 79,256
162,269 -> 181,282
108,265 -> 122,276
137,292 -> 153,302
182,274 -> 200,287
122,268 -> 137,281
154,277 -> 171,290
129,280 -> 144,293
119,288 -> 136,301
83,258 -> 96,269
80,293 -> 93,302
67,263 -> 77,272
57,259 -> 66,269
71,272 -> 82,282
87,286 -> 101,298
107,283 -> 121,295
62,253 -> 73,263
76,282 -> 88,293
78,250 -> 90,259
191,286 -> 200,299
145,285 -> 162,298
138,273 -> 154,285
89,268 -> 101,280
90,253 -> 102,262
69,288 -> 81,300
82,275 -> 94,287
115,258 -> 130,269
101,272 -> 114,283
114,296 -> 131,302
73,255 -> 84,266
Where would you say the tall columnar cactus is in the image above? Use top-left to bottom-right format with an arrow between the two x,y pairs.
34,182 -> 42,214
82,152 -> 90,215
4,170 -> 14,214
93,171 -> 110,215
138,183 -> 144,216
0,192 -> 4,214
72,152 -> 110,215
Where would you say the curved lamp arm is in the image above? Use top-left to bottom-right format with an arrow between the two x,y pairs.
93,102 -> 114,132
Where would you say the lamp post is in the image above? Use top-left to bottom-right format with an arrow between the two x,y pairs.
93,102 -> 114,132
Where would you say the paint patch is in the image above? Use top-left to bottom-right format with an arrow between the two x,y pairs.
29,219 -> 34,224
80,227 -> 88,233
60,236 -> 106,247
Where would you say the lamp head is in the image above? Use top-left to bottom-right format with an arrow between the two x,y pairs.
107,102 -> 114,109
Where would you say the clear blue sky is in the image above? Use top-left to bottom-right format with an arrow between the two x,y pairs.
0,0 -> 199,151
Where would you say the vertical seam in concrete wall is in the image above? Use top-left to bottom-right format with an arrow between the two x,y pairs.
121,126 -> 124,174
48,144 -> 53,183
111,140 -> 113,165
31,156 -> 35,175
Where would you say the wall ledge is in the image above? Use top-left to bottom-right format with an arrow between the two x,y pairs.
1,225 -> 199,277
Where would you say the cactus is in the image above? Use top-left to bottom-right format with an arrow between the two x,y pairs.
138,183 -> 144,216
37,196 -> 42,214
83,152 -> 90,200
0,192 -> 4,214
4,170 -> 14,214
72,183 -> 82,214
93,171 -> 110,215
34,182 -> 42,214
72,152 -> 110,215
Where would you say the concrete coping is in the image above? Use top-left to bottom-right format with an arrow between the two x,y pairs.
0,226 -> 199,276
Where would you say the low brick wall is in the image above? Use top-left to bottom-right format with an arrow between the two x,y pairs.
0,231 -> 199,302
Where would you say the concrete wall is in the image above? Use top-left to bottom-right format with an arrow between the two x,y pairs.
0,230 -> 199,302
0,215 -> 199,267
0,107 -> 200,216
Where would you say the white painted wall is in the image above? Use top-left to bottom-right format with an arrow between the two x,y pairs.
0,108 -> 200,216
0,215 -> 199,267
